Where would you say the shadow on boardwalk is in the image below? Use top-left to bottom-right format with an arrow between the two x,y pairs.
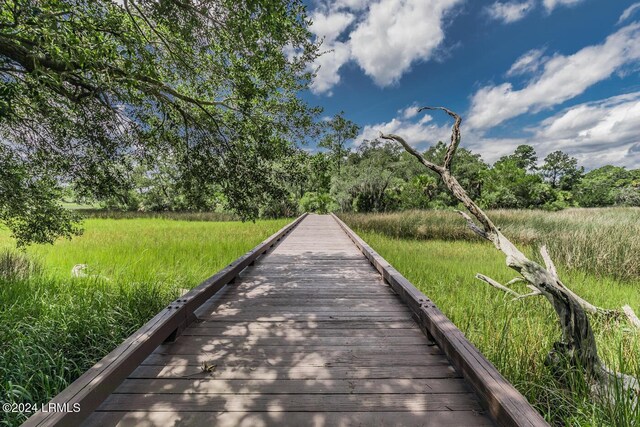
82,215 -> 493,427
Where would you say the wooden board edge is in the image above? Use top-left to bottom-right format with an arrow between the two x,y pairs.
21,213 -> 308,427
330,213 -> 549,427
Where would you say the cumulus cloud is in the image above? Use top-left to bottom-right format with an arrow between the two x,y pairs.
310,11 -> 355,43
533,92 -> 640,167
506,48 -> 547,76
308,0 -> 462,94
542,0 -> 584,12
463,93 -> 640,168
310,42 -> 351,95
619,2 -> 640,24
486,1 -> 535,24
468,23 -> 640,130
349,0 -> 462,87
332,0 -> 370,11
308,11 -> 355,95
354,93 -> 640,169
398,104 -> 420,119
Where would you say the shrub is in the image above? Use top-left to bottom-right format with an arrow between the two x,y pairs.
298,192 -> 337,214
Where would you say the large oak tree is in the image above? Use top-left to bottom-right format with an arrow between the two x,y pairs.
0,0 -> 319,245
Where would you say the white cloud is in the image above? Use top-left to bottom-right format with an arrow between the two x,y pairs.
462,93 -> 640,168
619,2 -> 640,24
506,48 -> 547,76
356,105 -> 449,148
310,42 -> 351,95
308,11 -> 355,95
533,92 -> 640,167
349,0 -> 462,87
332,0 -> 369,11
308,0 -> 462,94
354,93 -> 640,169
542,0 -> 584,12
468,23 -> 640,130
486,1 -> 535,24
398,104 -> 420,119
310,11 -> 354,43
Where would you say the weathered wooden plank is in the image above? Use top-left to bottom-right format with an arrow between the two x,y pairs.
191,320 -> 418,329
147,344 -> 442,359
141,351 -> 448,367
113,378 -> 471,395
98,392 -> 483,412
332,213 -> 548,427
213,307 -> 410,315
209,299 -> 406,310
83,410 -> 493,427
232,281 -> 390,289
147,334 -> 431,350
201,313 -> 415,321
239,273 -> 382,281
184,326 -> 424,337
215,292 -> 397,300
151,342 -> 434,356
219,286 -> 395,293
257,258 -> 369,265
249,265 -> 376,273
129,364 -> 461,380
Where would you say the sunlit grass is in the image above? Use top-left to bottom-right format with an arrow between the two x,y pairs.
344,211 -> 640,426
0,216 -> 289,426
13,218 -> 288,286
341,207 -> 640,281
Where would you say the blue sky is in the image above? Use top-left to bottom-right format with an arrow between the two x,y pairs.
301,0 -> 640,169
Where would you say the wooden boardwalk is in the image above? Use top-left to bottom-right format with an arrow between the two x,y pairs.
82,215 -> 490,426
25,214 -> 548,427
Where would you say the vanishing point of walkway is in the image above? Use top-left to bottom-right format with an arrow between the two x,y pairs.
83,215 -> 494,426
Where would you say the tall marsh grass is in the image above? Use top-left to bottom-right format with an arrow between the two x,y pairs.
342,209 -> 640,425
341,207 -> 640,281
0,217 -> 289,426
80,210 -> 239,222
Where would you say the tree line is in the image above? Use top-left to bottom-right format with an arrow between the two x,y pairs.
89,111 -> 640,216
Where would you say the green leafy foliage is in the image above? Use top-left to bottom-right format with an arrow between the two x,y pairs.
0,0 -> 320,245
318,111 -> 360,174
574,165 -> 639,207
0,149 -> 81,247
298,192 -> 336,214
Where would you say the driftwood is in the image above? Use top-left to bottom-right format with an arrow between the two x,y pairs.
379,106 -> 639,403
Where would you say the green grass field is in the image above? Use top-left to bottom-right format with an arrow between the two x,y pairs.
0,217 -> 289,426
2,209 -> 638,426
342,209 -> 640,426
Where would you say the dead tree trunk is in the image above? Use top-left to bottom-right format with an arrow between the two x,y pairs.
379,106 -> 639,402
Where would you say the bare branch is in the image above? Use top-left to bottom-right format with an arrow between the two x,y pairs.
506,277 -> 527,286
623,305 -> 640,329
456,210 -> 489,240
379,133 -> 443,174
514,290 -> 543,300
418,106 -> 461,170
476,274 -> 522,298
540,245 -> 558,279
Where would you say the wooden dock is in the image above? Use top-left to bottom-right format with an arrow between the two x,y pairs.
24,214 -> 548,427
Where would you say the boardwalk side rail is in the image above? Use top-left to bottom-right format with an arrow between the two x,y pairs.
331,213 -> 548,427
23,213 -> 307,427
